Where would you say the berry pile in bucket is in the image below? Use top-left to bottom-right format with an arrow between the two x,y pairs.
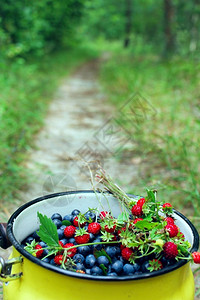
23,168 -> 200,276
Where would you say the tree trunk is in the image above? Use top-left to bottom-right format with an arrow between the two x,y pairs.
164,0 -> 175,55
124,0 -> 132,48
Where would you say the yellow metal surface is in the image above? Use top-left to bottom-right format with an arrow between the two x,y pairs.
3,248 -> 195,300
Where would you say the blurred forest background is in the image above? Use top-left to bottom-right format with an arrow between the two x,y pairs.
0,0 -> 200,224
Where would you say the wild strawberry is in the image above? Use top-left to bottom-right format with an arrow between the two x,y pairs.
165,224 -> 179,237
64,243 -> 77,257
73,216 -> 86,228
35,244 -> 43,258
137,198 -> 145,206
88,222 -> 101,235
54,254 -> 64,265
121,247 -> 133,261
163,242 -> 178,259
59,241 -> 64,248
133,218 -> 143,224
192,252 -> 200,264
162,203 -> 173,214
163,203 -> 172,209
75,228 -> 90,244
148,259 -> 163,271
117,226 -> 127,236
99,211 -> 109,219
178,231 -> 185,240
105,224 -> 116,233
165,217 -> 175,225
131,204 -> 143,216
64,225 -> 76,238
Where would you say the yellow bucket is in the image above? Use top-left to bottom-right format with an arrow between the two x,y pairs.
1,191 -> 199,300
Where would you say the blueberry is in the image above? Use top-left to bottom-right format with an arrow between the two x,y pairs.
50,258 -> 56,266
59,238 -> 68,245
51,213 -> 62,221
107,272 -> 118,276
89,233 -> 95,241
52,219 -> 62,228
111,260 -> 123,274
73,254 -> 85,264
57,228 -> 64,239
71,209 -> 81,216
132,263 -> 140,272
85,269 -> 91,275
105,246 -> 117,258
123,263 -> 135,275
42,257 -> 50,263
85,211 -> 96,222
60,225 -> 66,230
85,254 -> 96,268
141,261 -> 150,273
91,266 -> 103,276
68,237 -> 76,244
91,238 -> 102,250
97,256 -> 110,267
32,231 -> 40,241
63,214 -> 73,222
77,245 -> 91,256
84,224 -> 89,231
76,263 -> 86,272
24,236 -> 34,244
42,248 -> 49,257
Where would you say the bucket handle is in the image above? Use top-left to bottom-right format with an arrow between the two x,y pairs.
0,256 -> 23,282
0,223 -> 12,249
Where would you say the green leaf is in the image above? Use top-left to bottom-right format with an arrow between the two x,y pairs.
37,212 -> 59,247
117,211 -> 129,224
93,248 -> 112,264
134,220 -> 158,230
62,220 -> 72,226
99,264 -> 108,275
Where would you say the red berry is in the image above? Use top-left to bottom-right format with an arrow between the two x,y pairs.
118,226 -> 127,235
133,218 -> 143,224
165,224 -> 179,237
178,231 -> 185,240
59,241 -> 64,248
131,204 -> 143,216
88,222 -> 101,235
192,252 -> 200,264
35,244 -> 43,258
64,225 -> 76,238
121,247 -> 133,261
75,233 -> 90,244
99,211 -> 109,219
73,216 -> 86,228
163,242 -> 178,259
105,224 -> 116,233
163,203 -> 172,208
165,217 -> 175,225
137,198 -> 145,206
63,243 -> 77,257
54,254 -> 64,265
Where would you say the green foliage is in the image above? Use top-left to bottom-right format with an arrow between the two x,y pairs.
0,46 -> 97,205
0,0 -> 83,58
100,51 -> 200,215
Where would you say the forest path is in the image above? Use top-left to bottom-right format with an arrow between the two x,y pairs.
0,56 -> 137,259
0,57 -> 199,299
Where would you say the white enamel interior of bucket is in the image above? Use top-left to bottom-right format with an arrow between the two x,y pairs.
12,192 -> 194,248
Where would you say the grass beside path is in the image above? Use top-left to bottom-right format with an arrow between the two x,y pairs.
0,46 -> 98,214
100,51 -> 200,226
